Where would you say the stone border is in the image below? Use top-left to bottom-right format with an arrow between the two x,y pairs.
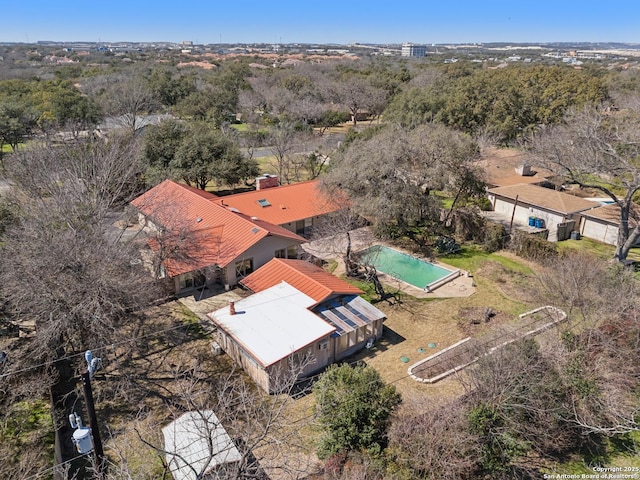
408,306 -> 567,383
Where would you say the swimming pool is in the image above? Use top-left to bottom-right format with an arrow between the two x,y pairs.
359,245 -> 460,290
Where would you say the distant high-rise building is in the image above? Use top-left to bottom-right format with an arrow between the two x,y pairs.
401,43 -> 427,58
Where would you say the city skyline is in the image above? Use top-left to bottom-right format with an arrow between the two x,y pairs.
3,0 -> 640,45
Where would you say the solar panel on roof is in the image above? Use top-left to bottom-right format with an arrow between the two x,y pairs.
343,302 -> 371,323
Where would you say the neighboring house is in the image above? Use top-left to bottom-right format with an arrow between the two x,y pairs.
131,180 -> 304,293
474,147 -> 556,188
209,259 -> 386,393
162,410 -> 242,480
213,177 -> 339,238
579,203 -> 640,246
487,184 -> 597,241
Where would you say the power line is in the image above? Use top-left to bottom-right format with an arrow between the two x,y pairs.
0,321 -> 211,380
21,452 -> 91,480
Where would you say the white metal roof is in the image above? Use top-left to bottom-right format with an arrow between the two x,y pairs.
162,410 -> 242,480
209,281 -> 336,367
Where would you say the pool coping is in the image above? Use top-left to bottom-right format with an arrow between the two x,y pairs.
357,244 -> 475,298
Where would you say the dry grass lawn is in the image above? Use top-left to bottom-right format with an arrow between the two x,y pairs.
37,248 -> 547,477
342,250 -> 542,403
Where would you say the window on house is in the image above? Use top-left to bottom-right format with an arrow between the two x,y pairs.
275,248 -> 286,259
287,246 -> 298,259
194,272 -> 206,288
235,258 -> 254,278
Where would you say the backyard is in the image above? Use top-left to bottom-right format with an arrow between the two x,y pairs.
89,243 -> 551,477
3,236 -> 632,478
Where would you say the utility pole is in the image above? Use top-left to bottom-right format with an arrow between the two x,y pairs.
81,371 -> 106,477
509,194 -> 519,234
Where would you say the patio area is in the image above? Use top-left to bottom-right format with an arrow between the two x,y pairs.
302,227 -> 476,299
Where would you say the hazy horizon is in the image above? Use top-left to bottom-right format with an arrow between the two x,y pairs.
4,0 -> 639,45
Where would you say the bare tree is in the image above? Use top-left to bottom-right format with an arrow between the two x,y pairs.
267,121 -> 299,184
99,73 -> 159,136
389,399 -> 479,479
0,135 -> 161,477
329,76 -> 387,127
527,102 -> 640,261
534,251 -> 640,436
133,361 -> 318,480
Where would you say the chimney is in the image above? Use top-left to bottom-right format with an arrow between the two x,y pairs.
229,301 -> 236,316
256,174 -> 279,190
515,164 -> 532,176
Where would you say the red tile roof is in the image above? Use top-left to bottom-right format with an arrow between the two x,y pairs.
131,180 -> 304,276
213,180 -> 339,226
240,258 -> 363,304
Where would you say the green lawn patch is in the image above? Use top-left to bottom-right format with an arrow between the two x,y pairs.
229,123 -> 249,132
176,302 -> 209,338
442,246 -> 534,275
0,400 -> 54,466
558,237 -> 617,259
545,431 -> 640,475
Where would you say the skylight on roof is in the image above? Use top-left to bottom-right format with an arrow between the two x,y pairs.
251,227 -> 260,234
257,199 -> 271,207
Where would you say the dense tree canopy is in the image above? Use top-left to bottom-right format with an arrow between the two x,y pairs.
385,65 -> 609,143
322,123 -> 482,234
143,119 -> 259,189
172,123 -> 258,190
0,78 -> 101,143
314,363 -> 401,459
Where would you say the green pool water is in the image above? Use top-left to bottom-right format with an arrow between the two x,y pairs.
359,245 -> 454,289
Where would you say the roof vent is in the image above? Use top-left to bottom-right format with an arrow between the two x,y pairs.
229,207 -> 241,213
251,216 -> 259,221
195,217 -> 203,222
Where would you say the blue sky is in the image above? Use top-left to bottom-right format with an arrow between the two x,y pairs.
2,0 -> 639,45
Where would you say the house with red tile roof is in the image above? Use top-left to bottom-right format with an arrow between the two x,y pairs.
131,180 -> 305,293
213,177 -> 340,237
240,258 -> 362,304
209,259 -> 385,392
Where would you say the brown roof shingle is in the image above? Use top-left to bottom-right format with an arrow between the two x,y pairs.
488,184 -> 597,215
581,203 -> 640,227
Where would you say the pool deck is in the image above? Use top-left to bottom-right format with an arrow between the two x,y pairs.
376,265 -> 476,299
302,227 -> 476,299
